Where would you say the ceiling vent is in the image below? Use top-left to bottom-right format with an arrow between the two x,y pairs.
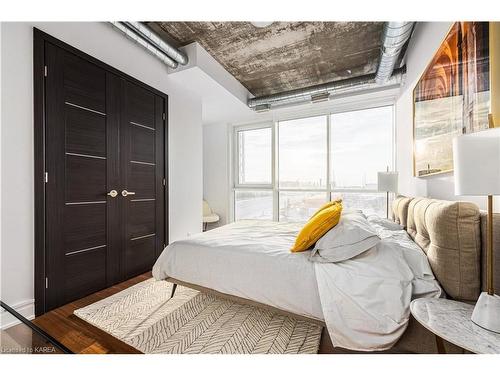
254,104 -> 271,112
311,92 -> 331,103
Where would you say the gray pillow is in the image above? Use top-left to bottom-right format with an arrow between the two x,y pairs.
310,211 -> 380,263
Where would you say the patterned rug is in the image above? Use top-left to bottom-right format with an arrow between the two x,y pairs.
74,279 -> 322,354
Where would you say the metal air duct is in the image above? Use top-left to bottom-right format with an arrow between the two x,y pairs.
375,22 -> 415,84
110,22 -> 188,69
248,67 -> 406,110
123,22 -> 188,66
247,22 -> 415,110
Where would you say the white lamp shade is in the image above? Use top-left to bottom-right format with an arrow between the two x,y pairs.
378,171 -> 399,192
453,128 -> 500,196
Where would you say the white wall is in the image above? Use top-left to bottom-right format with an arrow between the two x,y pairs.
395,22 -> 497,210
0,22 -> 203,320
203,122 -> 229,226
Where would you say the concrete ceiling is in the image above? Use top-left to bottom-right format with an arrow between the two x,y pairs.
149,22 -> 385,97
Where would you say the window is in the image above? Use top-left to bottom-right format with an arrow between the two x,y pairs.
235,190 -> 273,220
237,127 -> 272,185
330,106 -> 393,217
279,116 -> 327,189
232,105 -> 394,222
330,106 -> 393,189
279,191 -> 328,222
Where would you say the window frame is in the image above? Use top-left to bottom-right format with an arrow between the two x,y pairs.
233,122 -> 275,190
230,104 -> 395,222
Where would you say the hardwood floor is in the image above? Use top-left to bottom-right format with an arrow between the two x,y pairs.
32,273 -> 151,353
31,272 -> 335,354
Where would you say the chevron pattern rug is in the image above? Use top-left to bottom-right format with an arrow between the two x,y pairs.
74,279 -> 322,354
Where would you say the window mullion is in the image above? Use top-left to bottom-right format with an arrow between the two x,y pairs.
273,121 -> 279,221
326,114 -> 331,201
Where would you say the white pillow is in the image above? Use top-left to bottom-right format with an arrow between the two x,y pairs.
367,215 -> 404,231
310,211 -> 380,263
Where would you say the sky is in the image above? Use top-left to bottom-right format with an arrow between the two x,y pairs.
239,105 -> 393,188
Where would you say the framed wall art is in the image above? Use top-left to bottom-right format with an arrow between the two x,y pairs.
413,22 -> 491,177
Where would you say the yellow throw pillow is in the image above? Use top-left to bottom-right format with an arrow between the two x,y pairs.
291,201 -> 343,252
309,198 -> 342,220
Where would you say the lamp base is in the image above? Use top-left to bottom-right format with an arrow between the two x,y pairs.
471,292 -> 500,333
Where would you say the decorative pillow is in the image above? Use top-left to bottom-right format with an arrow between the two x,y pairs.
309,198 -> 342,220
310,210 -> 380,263
290,201 -> 343,253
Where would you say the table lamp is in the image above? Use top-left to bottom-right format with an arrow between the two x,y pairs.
378,167 -> 398,219
453,127 -> 500,333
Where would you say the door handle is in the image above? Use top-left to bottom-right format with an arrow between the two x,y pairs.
121,190 -> 136,197
107,189 -> 118,198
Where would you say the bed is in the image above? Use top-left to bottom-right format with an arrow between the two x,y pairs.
153,220 -> 324,320
153,197 -> 500,353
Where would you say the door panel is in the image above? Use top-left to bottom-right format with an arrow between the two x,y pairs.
64,248 -> 107,302
121,81 -> 165,278
127,84 -> 156,128
126,236 -> 156,277
64,204 -> 106,252
43,38 -> 166,312
45,43 -> 117,310
63,52 -> 106,113
65,155 -> 107,202
130,126 -> 156,163
129,201 -> 156,237
65,106 -> 107,157
129,164 -> 156,199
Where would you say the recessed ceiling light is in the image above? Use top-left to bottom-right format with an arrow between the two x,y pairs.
346,69 -> 352,75
251,22 -> 274,28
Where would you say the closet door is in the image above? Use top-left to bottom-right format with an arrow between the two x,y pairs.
40,35 -> 167,313
120,81 -> 166,278
44,43 -> 121,310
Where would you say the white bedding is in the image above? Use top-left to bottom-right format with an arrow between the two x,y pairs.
152,220 -> 324,320
152,217 -> 442,351
315,215 -> 442,350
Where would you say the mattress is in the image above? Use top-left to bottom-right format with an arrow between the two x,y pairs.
152,220 -> 324,320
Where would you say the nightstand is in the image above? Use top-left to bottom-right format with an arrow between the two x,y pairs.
410,298 -> 500,354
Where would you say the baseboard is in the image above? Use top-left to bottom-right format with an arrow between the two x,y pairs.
0,299 -> 35,329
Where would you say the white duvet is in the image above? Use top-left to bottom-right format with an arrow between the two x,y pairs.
152,218 -> 441,351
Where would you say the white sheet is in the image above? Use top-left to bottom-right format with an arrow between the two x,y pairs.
314,216 -> 442,351
152,220 -> 324,320
152,218 -> 442,351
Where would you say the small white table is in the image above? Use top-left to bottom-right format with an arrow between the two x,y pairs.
410,298 -> 500,354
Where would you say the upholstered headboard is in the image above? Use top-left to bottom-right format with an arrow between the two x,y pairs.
392,196 -> 500,302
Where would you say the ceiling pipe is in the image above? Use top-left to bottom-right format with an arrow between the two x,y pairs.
123,22 -> 189,66
375,21 -> 415,84
248,67 -> 406,110
110,22 -> 188,69
248,21 -> 415,110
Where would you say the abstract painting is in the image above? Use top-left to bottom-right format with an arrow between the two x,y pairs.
413,22 -> 490,177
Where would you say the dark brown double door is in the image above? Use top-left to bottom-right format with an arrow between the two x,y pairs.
43,41 -> 166,311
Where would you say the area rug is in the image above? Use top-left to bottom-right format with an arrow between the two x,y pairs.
74,279 -> 322,354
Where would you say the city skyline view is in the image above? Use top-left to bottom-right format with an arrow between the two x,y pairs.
235,106 -> 393,221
